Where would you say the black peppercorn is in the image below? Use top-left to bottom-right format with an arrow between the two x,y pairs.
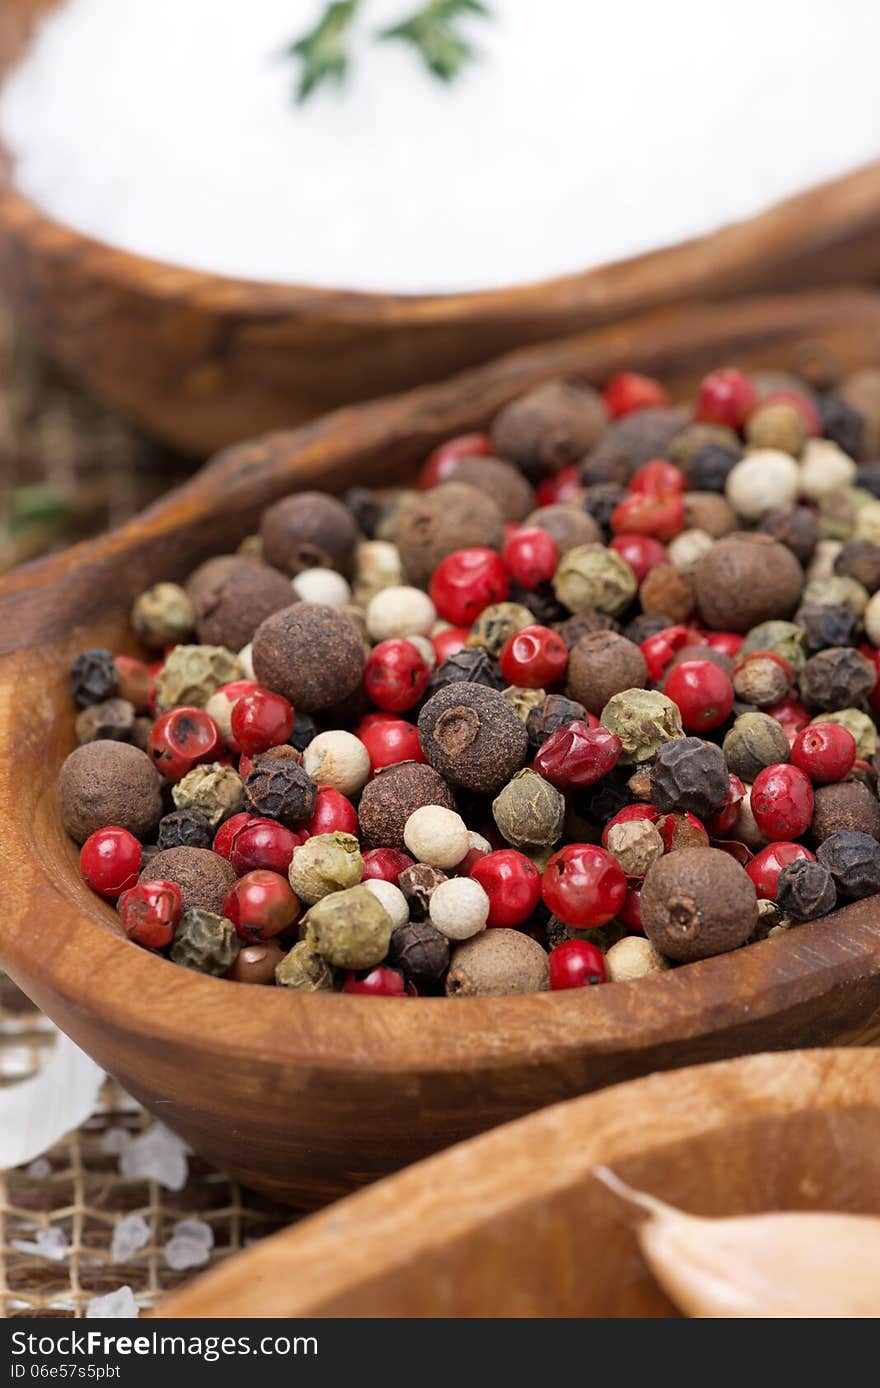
651,737 -> 728,818
580,482 -> 627,535
526,693 -> 587,753
758,506 -> 819,566
387,920 -> 450,991
554,611 -> 619,650
507,580 -> 567,626
571,766 -> 632,827
157,808 -> 214,851
343,485 -> 382,537
75,698 -> 136,745
243,756 -> 317,827
70,648 -> 118,708
817,830 -> 880,899
794,604 -> 857,655
817,392 -> 864,457
776,859 -> 837,921
426,647 -> 505,697
798,647 -> 877,711
289,711 -> 318,752
398,864 -> 447,920
687,441 -> 742,493
834,540 -> 880,594
418,683 -> 528,794
624,612 -> 673,645
857,461 -> 880,499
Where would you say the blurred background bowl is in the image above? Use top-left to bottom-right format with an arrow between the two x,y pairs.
3,0 -> 880,456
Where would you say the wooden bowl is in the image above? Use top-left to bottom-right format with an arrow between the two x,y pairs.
3,2 -> 880,455
3,290 -> 880,1209
155,1049 -> 880,1317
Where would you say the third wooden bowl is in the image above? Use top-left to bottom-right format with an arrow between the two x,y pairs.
2,290 -> 880,1207
3,0 -> 880,454
156,1049 -> 880,1317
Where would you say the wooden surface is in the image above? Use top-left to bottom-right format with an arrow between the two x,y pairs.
155,1049 -> 880,1317
2,290 -> 880,1208
3,1 -> 880,453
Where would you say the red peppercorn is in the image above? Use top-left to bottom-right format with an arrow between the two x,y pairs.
601,803 -> 660,846
344,966 -> 410,996
499,624 -> 568,688
210,679 -> 260,748
212,811 -> 253,860
146,706 -> 223,782
456,845 -> 490,876
429,548 -> 509,626
534,721 -> 621,789
542,844 -> 626,928
629,458 -> 686,496
609,532 -> 668,583
469,849 -> 541,927
610,491 -> 685,541
534,465 -> 581,507
113,654 -> 155,711
618,883 -> 644,933
418,432 -> 493,489
746,842 -> 814,899
222,870 -> 301,942
766,695 -> 811,734
364,639 -> 431,712
117,879 -> 182,949
663,660 -> 734,732
431,627 -> 470,663
698,630 -> 744,659
750,763 -> 814,841
549,938 -> 608,989
80,827 -> 142,899
361,847 -> 414,883
657,812 -> 709,853
704,774 -> 746,837
305,786 -> 359,838
502,527 -> 559,591
791,722 -> 857,785
640,624 -> 692,682
602,372 -> 669,418
230,688 -> 295,756
695,368 -> 757,429
359,717 -> 426,773
230,817 -> 302,875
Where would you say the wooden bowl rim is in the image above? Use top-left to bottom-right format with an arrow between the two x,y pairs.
3,290 -> 880,1076
154,1047 -> 880,1318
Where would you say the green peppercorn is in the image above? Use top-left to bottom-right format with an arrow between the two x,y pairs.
131,583 -> 195,650
492,768 -> 565,848
545,916 -> 626,953
154,645 -> 243,712
170,909 -> 239,976
553,544 -> 637,616
302,885 -> 393,970
501,685 -> 546,722
288,831 -> 363,904
739,620 -> 807,672
275,940 -> 336,992
600,689 -> 684,764
722,713 -> 790,782
172,763 -> 244,828
801,574 -> 869,618
466,602 -> 535,657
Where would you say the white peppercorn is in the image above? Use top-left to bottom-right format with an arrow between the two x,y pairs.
725,450 -> 799,520
605,935 -> 670,982
290,567 -> 352,606
362,878 -> 409,929
428,877 -> 490,940
366,585 -> 437,641
403,805 -> 469,868
303,730 -> 371,795
799,439 -> 857,500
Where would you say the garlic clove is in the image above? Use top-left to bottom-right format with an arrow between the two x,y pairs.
596,1167 -> 880,1319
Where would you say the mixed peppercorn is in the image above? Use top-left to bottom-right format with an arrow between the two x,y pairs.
60,358 -> 880,996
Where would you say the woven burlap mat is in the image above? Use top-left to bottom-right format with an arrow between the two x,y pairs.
0,314 -> 297,1317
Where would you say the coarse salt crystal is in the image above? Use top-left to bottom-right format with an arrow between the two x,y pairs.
118,1123 -> 190,1191
111,1214 -> 151,1264
86,1286 -> 140,1319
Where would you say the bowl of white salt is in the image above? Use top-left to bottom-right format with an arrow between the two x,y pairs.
1,0 -> 879,455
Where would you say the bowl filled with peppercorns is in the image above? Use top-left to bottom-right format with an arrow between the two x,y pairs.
4,290 -> 880,1206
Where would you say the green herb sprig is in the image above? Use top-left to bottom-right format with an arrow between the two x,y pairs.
286,0 -> 361,104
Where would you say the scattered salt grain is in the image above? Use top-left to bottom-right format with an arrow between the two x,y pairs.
111,1214 -> 151,1264
118,1123 -> 189,1191
163,1217 -> 214,1270
86,1286 -> 140,1319
10,1226 -> 69,1261
100,1126 -> 131,1156
26,1157 -> 52,1179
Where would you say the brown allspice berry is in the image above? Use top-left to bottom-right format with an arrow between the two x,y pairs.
744,400 -> 808,455
252,603 -> 365,711
387,920 -> 450,991
259,491 -> 359,576
641,847 -> 757,963
667,644 -> 734,678
580,407 -> 687,485
491,379 -> 607,479
141,846 -> 237,915
396,482 -> 505,587
682,491 -> 737,538
418,683 -> 528,794
759,506 -> 819,565
192,560 -> 294,650
834,539 -> 880,594
358,762 -> 455,851
449,456 -> 535,521
567,630 -> 647,715
524,504 -> 600,555
733,654 -> 790,708
694,533 -> 804,632
811,781 -> 880,845
58,741 -> 163,844
226,941 -> 285,985
446,928 -> 550,996
185,555 -> 259,613
639,563 -> 695,623
624,612 -> 673,645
